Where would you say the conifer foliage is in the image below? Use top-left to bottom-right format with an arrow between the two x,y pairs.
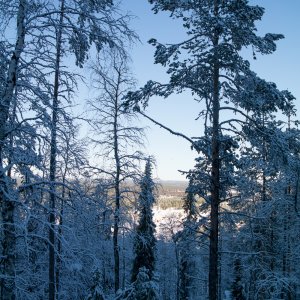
177,188 -> 199,300
126,1 -> 295,298
131,159 -> 156,283
0,1 -> 299,299
231,258 -> 245,300
116,267 -> 159,300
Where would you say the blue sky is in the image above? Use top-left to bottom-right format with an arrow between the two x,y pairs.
120,1 -> 300,181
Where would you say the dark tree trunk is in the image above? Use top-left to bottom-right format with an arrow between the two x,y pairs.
0,1 -> 26,299
49,1 -> 65,299
113,74 -> 121,292
209,1 -> 220,299
113,187 -> 120,292
55,179 -> 65,299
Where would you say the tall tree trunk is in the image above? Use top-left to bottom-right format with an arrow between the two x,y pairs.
7,90 -> 18,180
113,75 -> 121,292
121,230 -> 125,290
113,187 -> 120,292
55,178 -> 65,299
209,1 -> 220,299
282,116 -> 293,299
0,1 -> 26,299
174,241 -> 180,300
49,1 -> 64,299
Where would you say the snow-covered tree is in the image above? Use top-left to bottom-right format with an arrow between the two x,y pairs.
87,268 -> 106,300
125,1 -> 295,298
116,267 -> 159,300
176,188 -> 199,300
231,258 -> 245,300
0,1 -> 26,296
231,117 -> 300,298
0,0 -> 137,298
131,159 -> 156,283
44,1 -> 137,297
88,57 -> 145,292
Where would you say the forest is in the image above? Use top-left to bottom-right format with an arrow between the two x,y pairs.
0,0 -> 299,299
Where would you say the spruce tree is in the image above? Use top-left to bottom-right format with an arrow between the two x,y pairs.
131,159 -> 156,283
177,188 -> 198,300
231,258 -> 245,300
116,267 -> 159,300
87,268 -> 106,300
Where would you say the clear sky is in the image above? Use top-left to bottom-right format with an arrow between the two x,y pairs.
119,1 -> 300,181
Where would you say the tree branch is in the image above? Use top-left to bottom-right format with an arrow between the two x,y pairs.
138,110 -> 200,152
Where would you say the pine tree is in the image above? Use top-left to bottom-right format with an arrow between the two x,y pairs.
131,159 -> 156,283
126,1 -> 294,298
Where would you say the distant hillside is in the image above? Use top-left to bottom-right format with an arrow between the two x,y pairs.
155,180 -> 188,210
156,180 -> 188,196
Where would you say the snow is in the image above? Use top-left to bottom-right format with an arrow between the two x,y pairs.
153,208 -> 185,238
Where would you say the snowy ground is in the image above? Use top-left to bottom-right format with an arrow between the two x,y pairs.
153,208 -> 185,239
